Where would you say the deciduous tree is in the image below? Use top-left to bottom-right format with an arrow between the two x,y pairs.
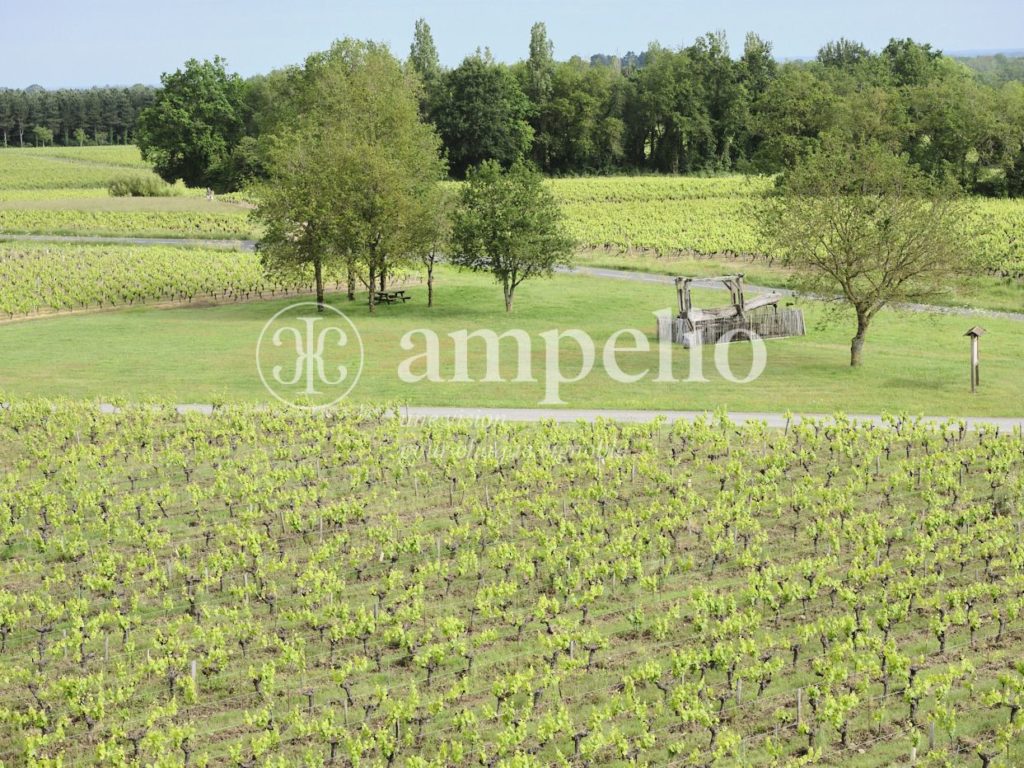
433,52 -> 533,178
136,57 -> 246,190
760,139 -> 967,366
254,40 -> 446,313
451,160 -> 573,311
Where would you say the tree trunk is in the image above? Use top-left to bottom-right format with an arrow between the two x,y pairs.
503,282 -> 514,312
368,264 -> 377,315
427,260 -> 434,308
850,313 -> 869,367
347,264 -> 355,301
314,257 -> 325,312
378,266 -> 386,292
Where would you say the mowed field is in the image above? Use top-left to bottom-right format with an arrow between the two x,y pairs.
1,147 -> 1022,415
2,268 -> 1024,415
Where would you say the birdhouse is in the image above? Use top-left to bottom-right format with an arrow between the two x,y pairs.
964,327 -> 987,393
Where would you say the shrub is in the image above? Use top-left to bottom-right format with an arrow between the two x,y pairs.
108,175 -> 179,197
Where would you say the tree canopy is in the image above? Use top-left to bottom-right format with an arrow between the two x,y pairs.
22,24 -> 1023,197
253,39 -> 446,312
0,85 -> 156,148
136,57 -> 247,190
432,52 -> 533,178
451,160 -> 574,311
760,139 -> 968,366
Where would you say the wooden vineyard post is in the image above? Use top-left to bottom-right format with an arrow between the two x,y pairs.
964,327 -> 986,393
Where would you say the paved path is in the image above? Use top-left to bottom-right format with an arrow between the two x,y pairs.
560,266 -> 1024,322
402,406 -> 1023,431
2,234 -> 1019,321
88,403 -> 1023,431
559,265 -> 792,296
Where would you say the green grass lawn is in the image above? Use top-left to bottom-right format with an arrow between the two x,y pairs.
1,268 -> 1021,415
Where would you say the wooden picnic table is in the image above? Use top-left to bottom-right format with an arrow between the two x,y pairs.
374,289 -> 411,305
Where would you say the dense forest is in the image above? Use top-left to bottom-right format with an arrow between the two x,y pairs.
5,23 -> 1024,196
0,86 -> 156,148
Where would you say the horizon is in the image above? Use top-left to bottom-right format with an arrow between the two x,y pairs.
6,47 -> 1024,91
1,0 -> 1022,89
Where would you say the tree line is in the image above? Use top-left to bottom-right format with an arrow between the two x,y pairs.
132,23 -> 1024,197
253,39 -> 572,316
0,86 -> 157,147
122,32 -> 976,367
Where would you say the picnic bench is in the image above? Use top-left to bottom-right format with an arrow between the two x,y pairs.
374,289 -> 411,305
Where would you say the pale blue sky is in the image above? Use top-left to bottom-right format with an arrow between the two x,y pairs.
3,0 -> 1022,88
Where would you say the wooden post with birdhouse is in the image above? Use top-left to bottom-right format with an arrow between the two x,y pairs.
965,326 -> 986,393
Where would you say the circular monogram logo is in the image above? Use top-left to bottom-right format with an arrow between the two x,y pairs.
256,303 -> 364,409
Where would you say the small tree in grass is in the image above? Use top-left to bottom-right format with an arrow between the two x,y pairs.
451,160 -> 573,312
760,138 -> 968,367
32,125 -> 53,147
252,131 -> 337,311
415,184 -> 455,308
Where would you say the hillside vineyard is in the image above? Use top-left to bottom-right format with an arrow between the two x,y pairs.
0,402 -> 1022,766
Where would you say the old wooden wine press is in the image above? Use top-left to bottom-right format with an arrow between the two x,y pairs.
656,274 -> 805,347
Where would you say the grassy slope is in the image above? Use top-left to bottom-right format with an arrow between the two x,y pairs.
0,268 -> 1021,415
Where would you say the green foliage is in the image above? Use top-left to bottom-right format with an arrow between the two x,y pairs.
136,57 -> 248,190
31,125 -> 54,147
0,145 -> 159,191
2,34 -> 1023,199
254,38 -> 446,310
0,208 -> 252,239
107,175 -> 179,198
761,140 -> 969,366
451,160 -> 573,310
623,33 -> 749,173
526,57 -> 627,174
0,405 -> 1023,765
817,38 -> 872,69
433,52 -> 533,178
746,65 -> 835,170
409,18 -> 442,89
408,19 -> 444,124
0,243 -> 320,317
0,85 -> 156,148
882,38 -> 944,87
